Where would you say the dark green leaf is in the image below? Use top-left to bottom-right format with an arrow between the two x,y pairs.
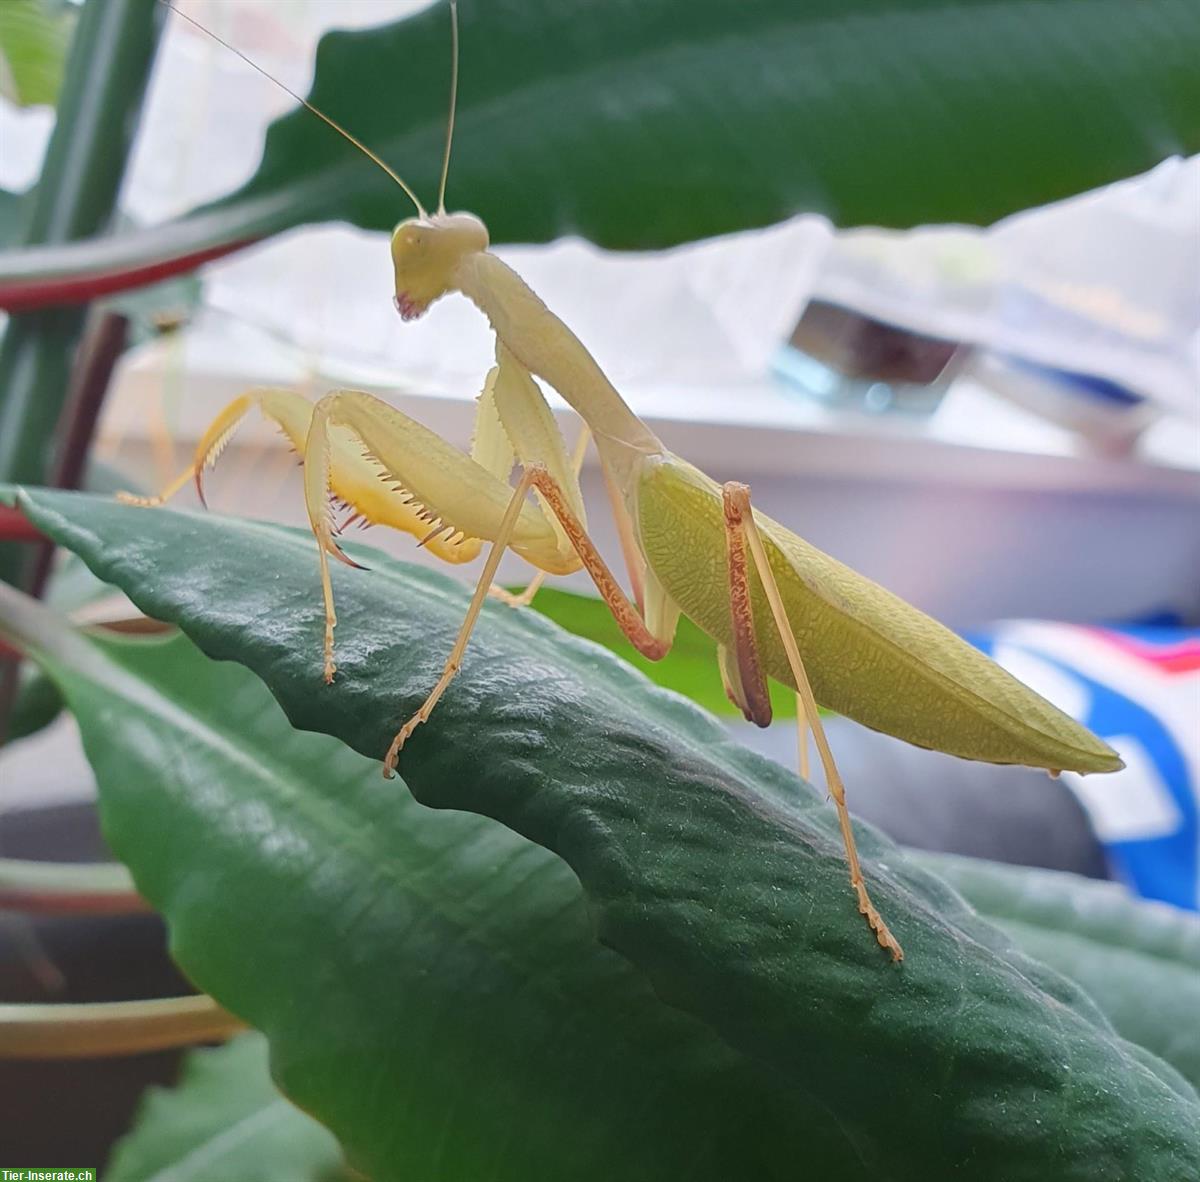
5,464 -> 144,742
8,487 -> 1199,1180
0,583 -> 844,1181
921,852 -> 1200,1091
7,656 -> 59,741
5,0 -> 1199,308
105,1033 -> 349,1182
167,0 -> 1200,243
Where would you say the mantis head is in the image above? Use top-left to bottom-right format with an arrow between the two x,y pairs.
390,212 -> 489,321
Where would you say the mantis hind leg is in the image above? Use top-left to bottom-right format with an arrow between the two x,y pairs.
795,694 -> 810,781
721,488 -> 772,727
722,482 -> 903,963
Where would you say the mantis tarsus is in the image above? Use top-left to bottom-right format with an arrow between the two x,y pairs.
129,0 -> 1123,962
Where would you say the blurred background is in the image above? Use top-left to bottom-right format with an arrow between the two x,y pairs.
0,0 -> 1197,1165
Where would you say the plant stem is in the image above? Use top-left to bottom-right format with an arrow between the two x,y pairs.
0,0 -> 164,586
27,309 -> 129,597
0,856 -> 144,916
0,994 -> 242,1059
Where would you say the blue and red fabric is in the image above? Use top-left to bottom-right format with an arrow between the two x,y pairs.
970,622 -> 1200,911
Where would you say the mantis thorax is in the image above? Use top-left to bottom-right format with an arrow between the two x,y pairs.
391,211 -> 489,321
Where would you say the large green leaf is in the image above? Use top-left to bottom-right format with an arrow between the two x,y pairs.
7,487 -> 1199,1179
221,0 -> 1200,243
0,585 -> 844,1181
4,0 -> 1199,309
922,852 -> 1200,1091
105,1033 -> 348,1182
5,463 -> 144,742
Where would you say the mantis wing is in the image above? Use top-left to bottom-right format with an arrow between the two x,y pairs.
635,454 -> 1121,775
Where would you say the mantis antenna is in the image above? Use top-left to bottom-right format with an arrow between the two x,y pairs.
437,0 -> 460,213
157,0 -> 427,219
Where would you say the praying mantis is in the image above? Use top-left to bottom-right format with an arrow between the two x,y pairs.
126,0 -> 1123,962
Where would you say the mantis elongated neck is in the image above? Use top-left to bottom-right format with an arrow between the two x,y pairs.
453,252 -> 664,484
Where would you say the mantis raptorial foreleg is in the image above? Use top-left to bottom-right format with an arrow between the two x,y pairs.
117,390 -> 314,509
301,381 -> 578,680
118,386 -> 496,566
723,482 -> 903,961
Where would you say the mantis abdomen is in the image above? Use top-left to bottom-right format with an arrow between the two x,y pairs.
636,455 -> 1121,775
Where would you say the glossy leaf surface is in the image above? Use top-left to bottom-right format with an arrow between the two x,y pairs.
0,581 -> 841,1181
150,0 -> 1200,243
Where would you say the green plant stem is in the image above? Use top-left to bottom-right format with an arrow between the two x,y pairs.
0,0 -> 163,587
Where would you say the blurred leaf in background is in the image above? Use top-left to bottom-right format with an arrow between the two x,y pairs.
0,0 -> 76,109
0,186 -> 27,248
530,587 -> 802,718
105,1033 -> 352,1182
102,267 -> 202,345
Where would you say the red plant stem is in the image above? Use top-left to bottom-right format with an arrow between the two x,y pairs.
0,239 -> 252,313
28,310 -> 130,598
0,507 -> 42,544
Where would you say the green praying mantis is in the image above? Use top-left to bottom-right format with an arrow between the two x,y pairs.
127,0 -> 1122,962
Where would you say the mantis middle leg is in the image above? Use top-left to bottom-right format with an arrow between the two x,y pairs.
382,458 -> 671,773
489,421 -> 592,609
